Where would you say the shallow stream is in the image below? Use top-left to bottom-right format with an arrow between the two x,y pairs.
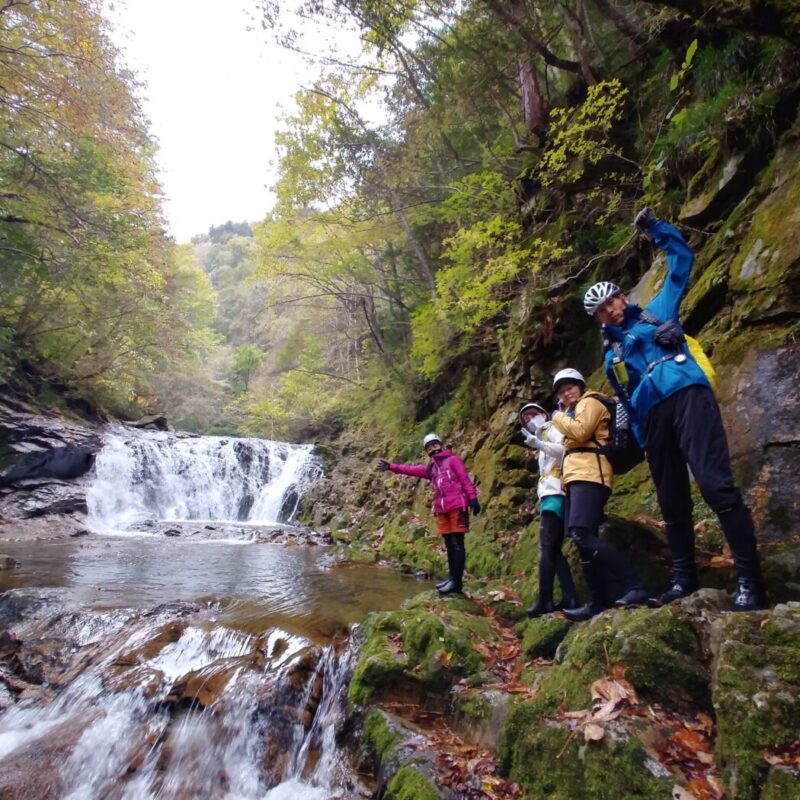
0,428 -> 423,799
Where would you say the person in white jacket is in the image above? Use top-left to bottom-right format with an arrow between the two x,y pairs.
519,403 -> 579,617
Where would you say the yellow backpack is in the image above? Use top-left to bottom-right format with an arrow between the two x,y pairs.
685,335 -> 717,391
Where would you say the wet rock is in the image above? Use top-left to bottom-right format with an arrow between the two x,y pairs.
68,529 -> 90,538
167,661 -> 240,707
0,445 -> 96,488
163,528 -> 181,537
103,665 -> 166,700
0,589 -> 62,628
0,554 -> 18,569
113,620 -> 188,666
0,714 -> 94,799
127,413 -> 170,431
679,144 -> 755,225
278,486 -> 300,522
717,345 -> 800,542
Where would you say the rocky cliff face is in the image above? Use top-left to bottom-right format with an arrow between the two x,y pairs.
299,56 -> 800,800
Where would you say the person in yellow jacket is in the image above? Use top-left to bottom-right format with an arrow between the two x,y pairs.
549,368 -> 650,621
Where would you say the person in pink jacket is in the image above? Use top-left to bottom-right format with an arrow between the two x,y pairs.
377,433 -> 480,595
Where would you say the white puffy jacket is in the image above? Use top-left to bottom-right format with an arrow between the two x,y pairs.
523,422 -> 566,500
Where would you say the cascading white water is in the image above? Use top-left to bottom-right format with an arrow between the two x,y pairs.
87,426 -> 322,530
0,594 -> 363,800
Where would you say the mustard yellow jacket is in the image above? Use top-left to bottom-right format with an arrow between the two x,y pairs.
551,392 -> 613,488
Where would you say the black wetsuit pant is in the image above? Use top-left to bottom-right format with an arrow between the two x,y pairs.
538,510 -> 577,604
565,481 -> 644,607
443,533 -> 466,589
643,385 -> 761,585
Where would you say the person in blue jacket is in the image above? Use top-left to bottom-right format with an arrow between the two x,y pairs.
582,208 -> 765,612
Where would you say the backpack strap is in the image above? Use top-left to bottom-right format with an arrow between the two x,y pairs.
639,308 -> 663,326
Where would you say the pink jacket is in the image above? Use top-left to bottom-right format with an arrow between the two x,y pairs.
389,450 -> 477,514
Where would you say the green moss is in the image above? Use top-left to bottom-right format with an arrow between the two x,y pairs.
713,608 -> 800,799
761,768 -> 800,800
501,709 -> 671,799
348,600 -> 493,707
518,615 -> 571,660
605,462 -> 659,519
512,605 -> 711,721
363,708 -> 403,760
384,766 -> 442,800
453,688 -> 493,721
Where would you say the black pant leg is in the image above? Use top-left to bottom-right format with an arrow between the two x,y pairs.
565,482 -> 608,605
537,511 -> 560,604
567,481 -> 644,596
672,385 -> 762,581
443,533 -> 455,579
644,393 -> 697,585
446,533 -> 466,588
545,510 -> 577,600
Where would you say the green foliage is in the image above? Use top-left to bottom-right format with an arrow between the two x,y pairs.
669,38 -> 699,92
0,0 -> 217,413
229,345 -> 264,393
538,80 -> 630,187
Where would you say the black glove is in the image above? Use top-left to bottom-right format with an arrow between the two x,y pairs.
376,459 -> 390,472
634,206 -> 658,232
469,498 -> 481,516
653,319 -> 684,349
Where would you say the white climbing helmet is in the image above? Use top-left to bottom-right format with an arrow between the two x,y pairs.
422,433 -> 442,449
583,281 -> 621,316
518,403 -> 550,424
552,368 -> 586,393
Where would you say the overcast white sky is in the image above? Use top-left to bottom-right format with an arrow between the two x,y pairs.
108,1 -> 348,242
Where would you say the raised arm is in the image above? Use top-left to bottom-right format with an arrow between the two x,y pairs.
388,462 -> 431,480
647,220 -> 695,322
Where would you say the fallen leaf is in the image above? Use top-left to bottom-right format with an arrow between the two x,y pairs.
583,723 -> 605,742
611,663 -> 628,680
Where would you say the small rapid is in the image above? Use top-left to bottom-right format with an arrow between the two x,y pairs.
87,427 -> 322,530
0,591 -> 371,799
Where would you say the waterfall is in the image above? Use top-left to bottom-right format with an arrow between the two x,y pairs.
87,427 -> 322,530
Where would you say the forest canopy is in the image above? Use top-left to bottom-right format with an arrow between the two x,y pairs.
1,0 -> 796,439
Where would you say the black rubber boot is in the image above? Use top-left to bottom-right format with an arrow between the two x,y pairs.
438,580 -> 463,596
526,598 -> 555,618
614,587 -> 650,608
649,577 -> 699,607
555,593 -> 580,611
436,577 -> 451,590
733,579 -> 767,612
564,602 -> 605,622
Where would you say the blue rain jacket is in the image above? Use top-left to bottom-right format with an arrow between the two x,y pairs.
604,220 -> 710,445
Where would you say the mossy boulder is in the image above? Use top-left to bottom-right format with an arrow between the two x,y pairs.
348,595 -> 494,707
712,602 -> 800,799
362,709 -> 443,800
554,602 -> 711,709
501,714 -> 672,800
518,614 -> 571,660
384,766 -> 442,800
